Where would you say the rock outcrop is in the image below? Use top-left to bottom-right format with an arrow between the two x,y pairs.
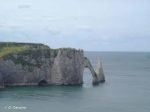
0,72 -> 4,88
84,58 -> 105,85
0,42 -> 105,88
95,61 -> 105,83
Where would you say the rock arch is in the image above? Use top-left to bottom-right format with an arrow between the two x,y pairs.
84,57 -> 105,85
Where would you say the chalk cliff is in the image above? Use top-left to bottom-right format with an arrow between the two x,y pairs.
0,42 -> 105,88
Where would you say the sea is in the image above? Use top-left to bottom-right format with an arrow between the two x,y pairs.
0,52 -> 150,112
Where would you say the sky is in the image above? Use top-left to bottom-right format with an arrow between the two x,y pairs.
0,0 -> 150,51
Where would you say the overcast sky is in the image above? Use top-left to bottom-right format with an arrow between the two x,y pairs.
0,0 -> 150,51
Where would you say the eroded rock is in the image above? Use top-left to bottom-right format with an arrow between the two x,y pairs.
0,42 -> 105,88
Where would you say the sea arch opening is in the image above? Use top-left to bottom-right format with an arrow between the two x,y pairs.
83,68 -> 93,86
38,79 -> 48,86
83,57 -> 99,86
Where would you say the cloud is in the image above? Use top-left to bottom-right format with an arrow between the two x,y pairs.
18,5 -> 31,9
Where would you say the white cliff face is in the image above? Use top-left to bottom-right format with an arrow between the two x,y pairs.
95,61 -> 105,83
0,42 -> 105,88
0,59 -> 51,86
51,49 -> 84,85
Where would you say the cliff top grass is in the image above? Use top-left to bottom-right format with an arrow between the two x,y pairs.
0,42 -> 52,68
0,42 -> 82,60
0,42 -> 47,58
0,45 -> 30,59
0,42 -> 83,68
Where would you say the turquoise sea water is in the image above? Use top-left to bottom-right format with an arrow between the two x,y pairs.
0,52 -> 150,112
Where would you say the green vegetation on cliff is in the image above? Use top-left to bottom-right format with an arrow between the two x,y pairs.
0,46 -> 30,59
0,42 -> 51,68
0,42 -> 79,69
